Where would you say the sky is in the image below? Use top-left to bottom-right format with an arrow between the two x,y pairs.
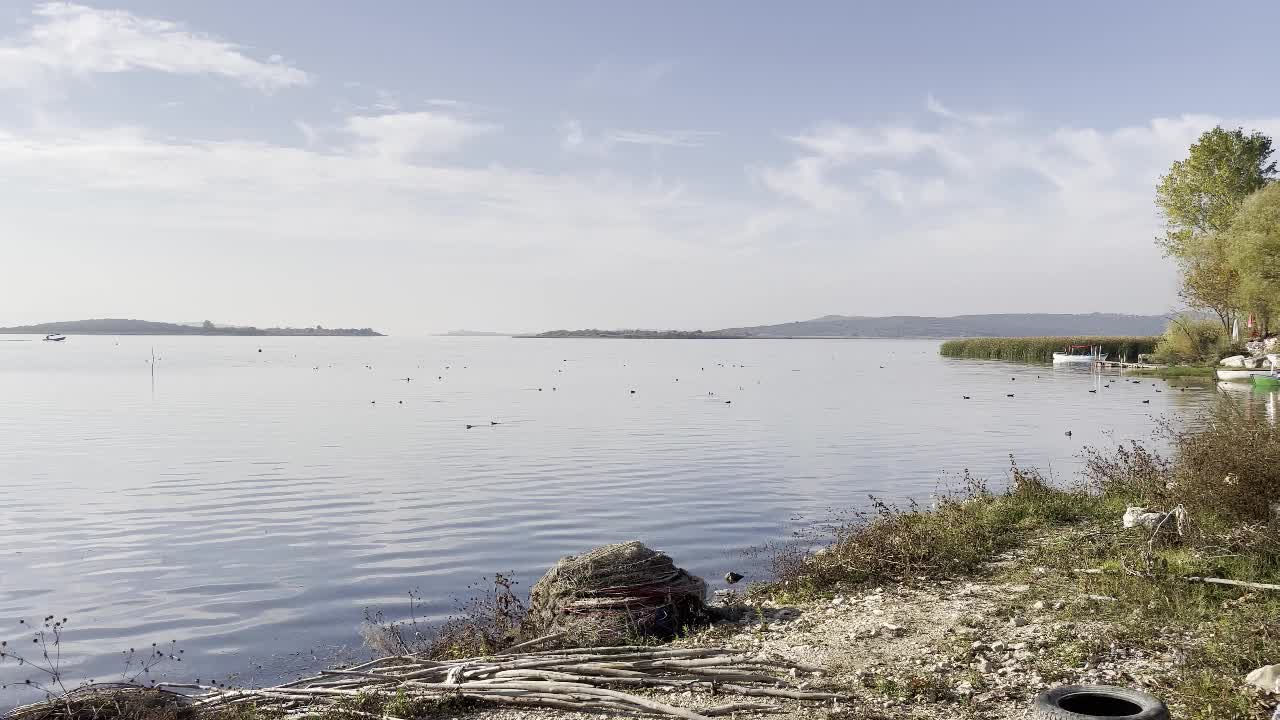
3,2 -> 1280,335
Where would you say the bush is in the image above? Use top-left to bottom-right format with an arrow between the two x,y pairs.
1150,316 -> 1228,364
1085,399 -> 1280,544
777,464 -> 1105,593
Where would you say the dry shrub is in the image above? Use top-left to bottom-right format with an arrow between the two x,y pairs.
1087,400 -> 1280,528
6,688 -> 194,720
784,464 -> 1101,591
361,573 -> 527,661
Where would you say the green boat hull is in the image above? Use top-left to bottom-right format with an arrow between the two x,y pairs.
1252,375 -> 1280,387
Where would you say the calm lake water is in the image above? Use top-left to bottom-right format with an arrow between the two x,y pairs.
0,336 -> 1249,704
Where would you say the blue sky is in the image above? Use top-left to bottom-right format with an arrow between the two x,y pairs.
3,1 -> 1279,333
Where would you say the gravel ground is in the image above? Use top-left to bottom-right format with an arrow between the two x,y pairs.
430,559 -> 1186,719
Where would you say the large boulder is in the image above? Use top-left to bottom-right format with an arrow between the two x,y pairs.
528,541 -> 707,645
1247,664 -> 1280,693
1220,355 -> 1247,368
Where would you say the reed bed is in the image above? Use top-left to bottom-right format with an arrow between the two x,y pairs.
938,336 -> 1158,363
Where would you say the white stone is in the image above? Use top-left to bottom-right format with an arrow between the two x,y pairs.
1246,664 -> 1280,694
1123,506 -> 1168,529
881,623 -> 906,636
976,657 -> 992,673
1221,355 -> 1247,368
1032,601 -> 1046,611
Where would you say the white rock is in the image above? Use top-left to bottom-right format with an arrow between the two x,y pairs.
991,641 -> 1007,652
976,657 -> 992,673
871,608 -> 885,617
1032,601 -> 1046,611
1246,664 -> 1280,693
1221,355 -> 1247,368
881,623 -> 906,636
1123,506 -> 1168,529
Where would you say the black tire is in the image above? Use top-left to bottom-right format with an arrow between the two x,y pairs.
1032,685 -> 1169,720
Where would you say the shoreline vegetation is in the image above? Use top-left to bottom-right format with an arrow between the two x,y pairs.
6,401 -> 1277,720
939,336 -> 1159,363
938,335 -> 1219,377
0,319 -> 383,337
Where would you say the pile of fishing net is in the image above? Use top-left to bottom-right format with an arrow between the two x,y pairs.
527,541 -> 708,645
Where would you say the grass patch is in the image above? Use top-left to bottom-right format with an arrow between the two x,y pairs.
766,397 -> 1279,719
764,463 -> 1114,601
939,336 -> 1158,363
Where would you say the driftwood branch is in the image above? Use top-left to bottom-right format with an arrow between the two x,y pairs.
184,646 -> 840,720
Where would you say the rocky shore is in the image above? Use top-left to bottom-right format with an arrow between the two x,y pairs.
472,535 -> 1205,720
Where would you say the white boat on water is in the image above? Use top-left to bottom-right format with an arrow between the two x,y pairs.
43,333 -> 66,342
1217,353 -> 1278,380
1216,368 -> 1272,381
1052,345 -> 1106,364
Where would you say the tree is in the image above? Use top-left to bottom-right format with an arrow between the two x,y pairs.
202,320 -> 215,330
1176,238 -> 1239,331
1156,127 -> 1276,255
1226,183 -> 1280,335
1156,127 -> 1276,330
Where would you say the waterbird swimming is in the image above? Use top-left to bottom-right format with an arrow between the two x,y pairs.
724,572 -> 744,584
1065,431 -> 1072,437
1007,394 -> 1015,397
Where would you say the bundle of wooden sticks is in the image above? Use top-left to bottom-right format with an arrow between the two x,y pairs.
191,645 -> 841,719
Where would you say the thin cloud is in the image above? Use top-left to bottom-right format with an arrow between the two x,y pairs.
925,94 -> 1019,127
561,119 -> 715,155
605,130 -> 718,148
0,2 -> 309,92
344,111 -> 499,159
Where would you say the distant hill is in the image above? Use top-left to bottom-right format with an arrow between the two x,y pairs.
527,329 -> 746,339
528,313 -> 1170,340
0,319 -> 384,336
716,313 -> 1169,338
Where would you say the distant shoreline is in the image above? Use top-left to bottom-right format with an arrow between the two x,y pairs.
518,334 -> 1012,340
0,318 -> 384,337
0,330 -> 385,337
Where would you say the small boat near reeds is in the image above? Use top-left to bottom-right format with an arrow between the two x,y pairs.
1051,344 -> 1106,364
43,333 -> 66,342
1217,367 -> 1272,381
1219,353 -> 1278,381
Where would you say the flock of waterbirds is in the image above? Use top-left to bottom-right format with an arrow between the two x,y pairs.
245,351 -> 749,430
234,348 -> 1194,441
